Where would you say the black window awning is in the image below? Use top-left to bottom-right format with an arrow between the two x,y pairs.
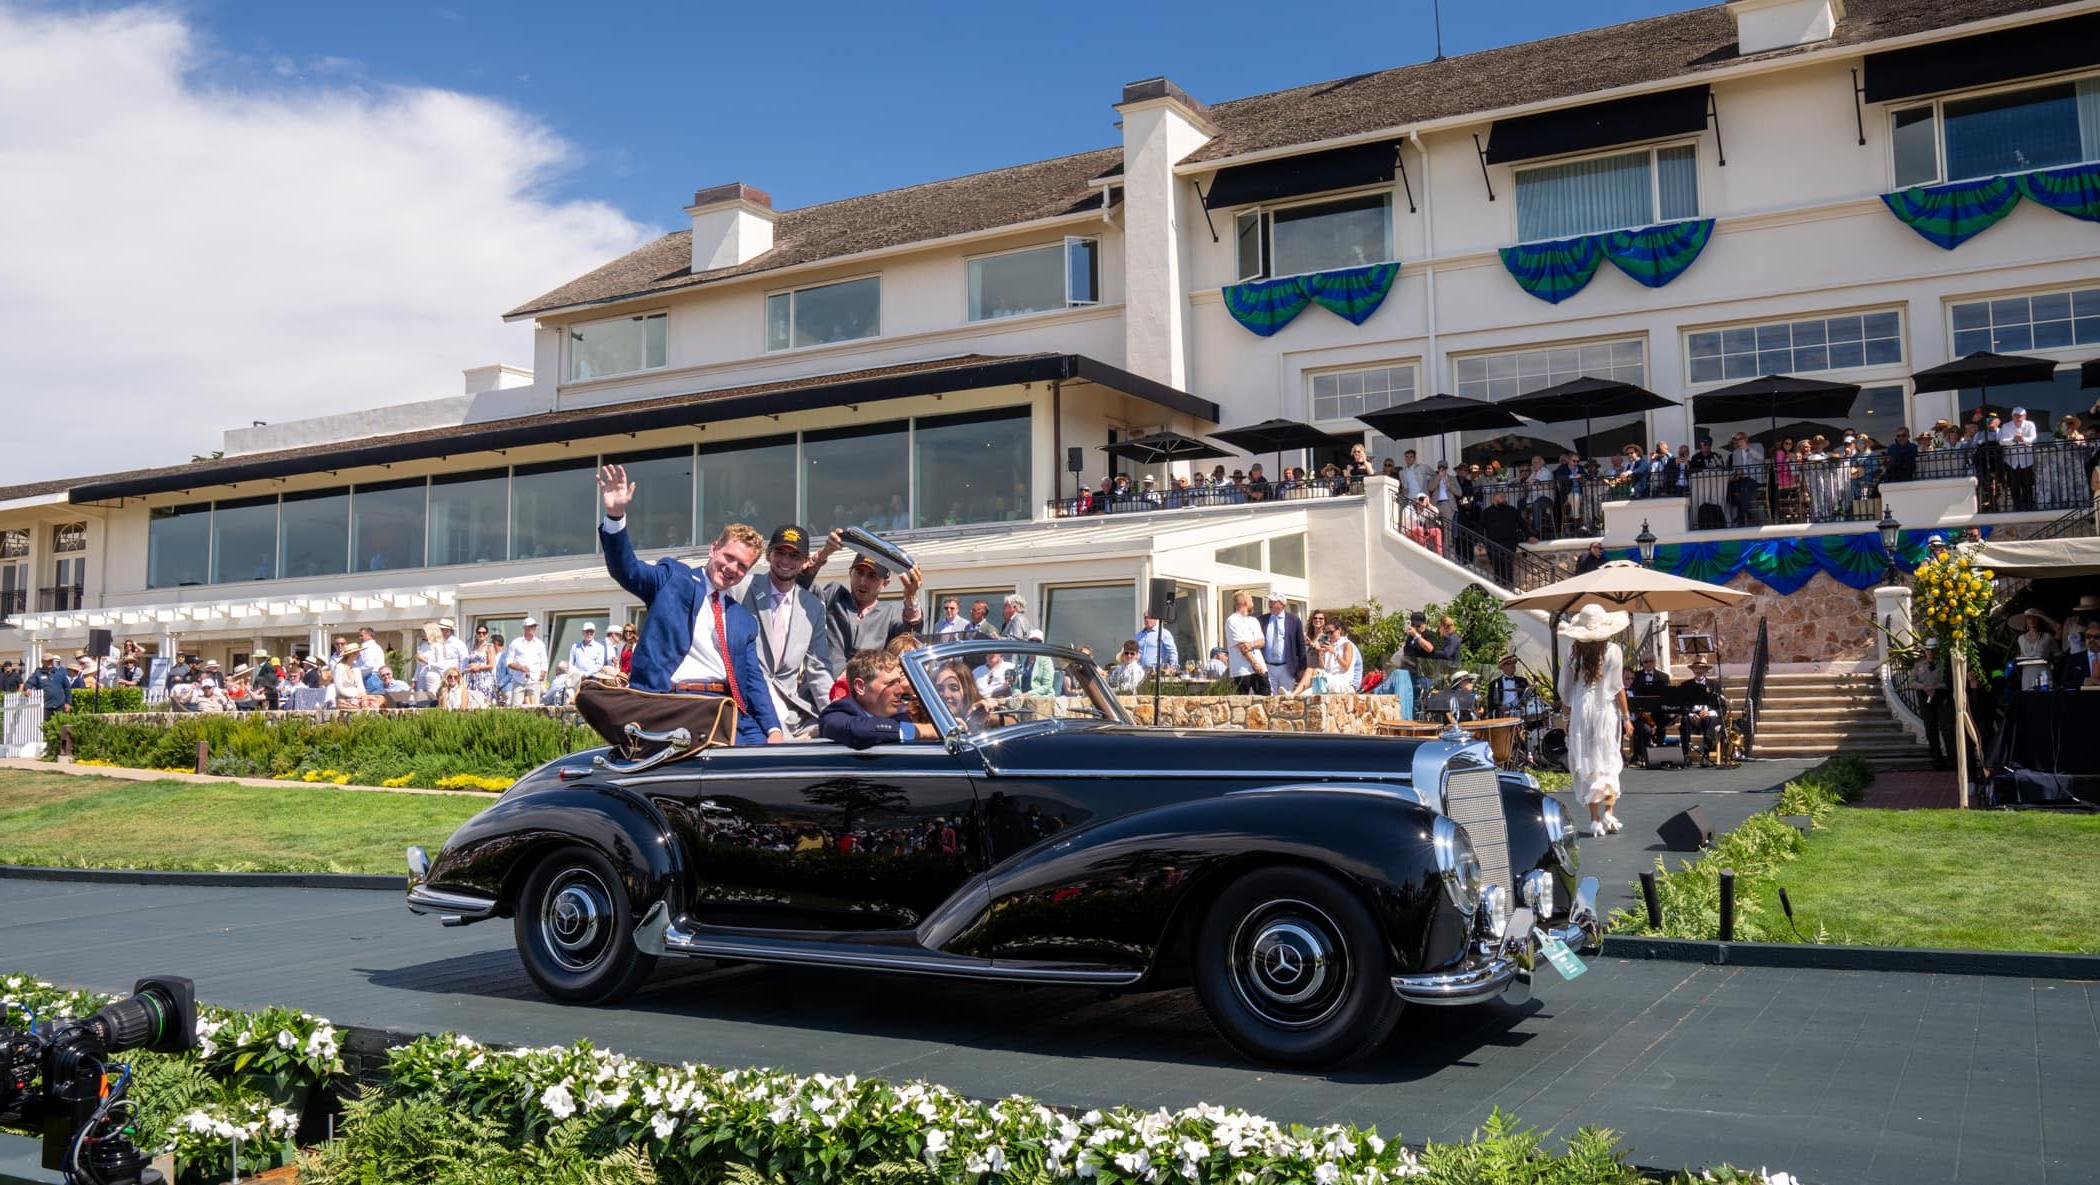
1201,140 -> 1403,210
1483,85 -> 1710,166
1862,12 -> 2100,104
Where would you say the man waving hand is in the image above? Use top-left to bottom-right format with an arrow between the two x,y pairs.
597,465 -> 783,745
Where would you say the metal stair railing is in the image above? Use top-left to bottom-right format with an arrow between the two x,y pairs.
1391,488 -> 1577,594
1742,616 -> 1769,758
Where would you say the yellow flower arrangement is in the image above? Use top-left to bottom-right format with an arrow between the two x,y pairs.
433,773 -> 512,793
1910,550 -> 1995,669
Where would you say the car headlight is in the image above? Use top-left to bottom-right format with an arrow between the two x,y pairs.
1541,796 -> 1578,873
1432,815 -> 1483,916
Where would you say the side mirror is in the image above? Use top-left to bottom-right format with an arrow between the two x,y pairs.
944,726 -> 969,757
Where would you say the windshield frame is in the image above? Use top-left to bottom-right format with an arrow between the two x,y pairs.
904,638 -> 1132,742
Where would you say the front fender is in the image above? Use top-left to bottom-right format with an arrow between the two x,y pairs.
924,788 -> 1466,978
1499,774 -> 1578,905
423,785 -> 686,917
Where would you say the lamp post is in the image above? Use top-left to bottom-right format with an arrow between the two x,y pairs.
1877,508 -> 1902,585
1635,519 -> 1658,567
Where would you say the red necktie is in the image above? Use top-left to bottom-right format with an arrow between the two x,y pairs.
710,591 -> 748,714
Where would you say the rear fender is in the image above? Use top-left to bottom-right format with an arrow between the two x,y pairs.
423,785 -> 686,916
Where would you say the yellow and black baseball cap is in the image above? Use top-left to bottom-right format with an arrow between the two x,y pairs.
767,524 -> 809,555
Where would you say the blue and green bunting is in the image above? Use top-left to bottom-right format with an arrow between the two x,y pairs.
2013,161 -> 2100,223
1601,219 -> 1714,288
1498,235 -> 1603,304
1303,262 -> 1399,325
1606,528 -> 1990,594
1881,176 -> 2022,249
1222,263 -> 1399,337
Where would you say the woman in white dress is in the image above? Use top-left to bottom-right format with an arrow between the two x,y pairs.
1557,604 -> 1632,837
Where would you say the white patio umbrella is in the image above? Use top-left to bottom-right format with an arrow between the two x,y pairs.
1501,560 -> 1752,687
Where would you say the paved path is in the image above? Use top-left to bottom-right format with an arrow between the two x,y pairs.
1572,757 -> 1809,914
5,864 -> 2092,1182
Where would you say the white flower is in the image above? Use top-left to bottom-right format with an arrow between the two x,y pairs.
1179,1139 -> 1209,1165
1764,1172 -> 1800,1185
1113,1149 -> 1151,1175
275,1029 -> 297,1050
464,1054 -> 485,1071
1314,1162 -> 1341,1185
540,1081 -> 576,1119
651,1111 -> 677,1140
925,1128 -> 951,1156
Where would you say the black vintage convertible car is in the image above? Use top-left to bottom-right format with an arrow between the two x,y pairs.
407,640 -> 1598,1066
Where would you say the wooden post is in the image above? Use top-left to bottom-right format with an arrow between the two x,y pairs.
195,738 -> 209,776
60,721 -> 72,760
1952,649 -> 1969,809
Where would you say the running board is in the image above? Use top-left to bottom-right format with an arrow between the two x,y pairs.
632,902 -> 1143,986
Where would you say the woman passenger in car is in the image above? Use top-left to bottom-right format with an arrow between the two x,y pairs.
932,657 -> 998,730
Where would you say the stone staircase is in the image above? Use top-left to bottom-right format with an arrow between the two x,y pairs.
1748,670 -> 1931,770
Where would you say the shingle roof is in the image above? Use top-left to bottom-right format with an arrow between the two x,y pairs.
507,0 -> 2075,319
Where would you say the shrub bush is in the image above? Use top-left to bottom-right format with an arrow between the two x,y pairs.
72,685 -> 148,714
44,710 -> 597,790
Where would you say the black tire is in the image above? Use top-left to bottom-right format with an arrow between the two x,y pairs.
514,845 -> 656,1004
1191,865 -> 1401,1067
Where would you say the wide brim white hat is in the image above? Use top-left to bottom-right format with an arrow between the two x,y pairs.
1557,602 -> 1631,642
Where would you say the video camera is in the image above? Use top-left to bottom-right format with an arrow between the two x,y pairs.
1,977 -> 196,1185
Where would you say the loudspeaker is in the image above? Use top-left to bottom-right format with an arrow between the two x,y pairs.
1645,741 -> 1684,768
1146,577 -> 1177,624
1656,805 -> 1715,851
87,628 -> 113,659
1066,447 -> 1084,473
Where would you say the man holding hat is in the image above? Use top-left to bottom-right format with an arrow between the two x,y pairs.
805,528 -> 924,665
597,465 -> 782,746
741,524 -> 834,738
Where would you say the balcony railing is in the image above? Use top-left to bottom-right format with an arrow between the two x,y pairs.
1683,440 -> 2098,532
1461,475 -> 1610,541
0,588 -> 23,627
1046,477 -> 1363,518
37,585 -> 83,612
1912,439 -> 2098,515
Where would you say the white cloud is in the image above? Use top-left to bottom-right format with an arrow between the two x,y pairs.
0,4 -> 653,485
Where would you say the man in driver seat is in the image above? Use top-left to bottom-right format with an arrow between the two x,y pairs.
820,650 -> 938,748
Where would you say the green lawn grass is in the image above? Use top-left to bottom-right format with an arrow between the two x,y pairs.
0,769 -> 488,875
1756,808 -> 2100,953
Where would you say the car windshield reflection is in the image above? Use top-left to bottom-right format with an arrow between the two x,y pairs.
906,640 -> 1130,739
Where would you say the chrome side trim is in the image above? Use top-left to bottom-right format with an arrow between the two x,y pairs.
613,768 -> 971,787
407,884 -> 499,926
1224,781 -> 1432,810
632,902 -> 1142,986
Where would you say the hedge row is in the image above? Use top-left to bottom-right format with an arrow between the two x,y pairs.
45,709 -> 597,789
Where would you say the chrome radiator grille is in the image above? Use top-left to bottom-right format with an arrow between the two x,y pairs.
1444,765 -> 1511,909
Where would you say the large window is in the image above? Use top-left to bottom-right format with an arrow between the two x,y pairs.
1949,285 -> 2100,355
967,238 -> 1099,321
1235,191 -> 1393,281
510,460 -> 596,560
427,469 -> 508,567
1270,533 -> 1307,579
913,408 -> 1030,527
566,312 -> 666,381
805,421 -> 909,534
547,611 -> 610,675
1456,339 -> 1653,463
697,435 -> 797,544
765,277 -> 879,351
352,480 -> 427,573
211,496 -> 278,584
1513,144 -> 1697,242
1042,582 -> 1136,666
147,504 -> 211,589
279,489 -> 349,579
1686,311 -> 1904,384
606,446 -> 694,551
1310,363 -> 1415,422
1892,77 -> 2100,187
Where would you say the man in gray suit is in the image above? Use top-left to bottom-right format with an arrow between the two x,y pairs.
740,525 -> 835,737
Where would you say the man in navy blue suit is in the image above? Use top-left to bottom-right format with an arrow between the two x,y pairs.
597,465 -> 783,746
1257,594 -> 1308,691
818,650 -> 937,749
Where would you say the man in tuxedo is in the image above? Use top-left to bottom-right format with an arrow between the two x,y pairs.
1628,653 -> 1672,766
1677,662 -> 1726,765
2060,625 -> 2100,688
1257,594 -> 1308,692
1485,654 -> 1529,717
741,524 -> 835,738
597,464 -> 783,746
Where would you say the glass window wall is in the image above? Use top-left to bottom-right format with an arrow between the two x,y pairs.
968,244 -> 1065,321
147,504 -> 211,589
606,446 -> 694,551
913,408 -> 1029,527
510,460 -> 597,559
427,469 -> 508,567
1042,582 -> 1136,667
1950,286 -> 2100,356
1270,191 -> 1392,278
766,277 -> 879,350
279,489 -> 348,579
804,421 -> 909,533
1270,533 -> 1307,579
697,435 -> 797,543
567,312 -> 666,381
352,480 -> 427,573
211,496 -> 278,584
1456,339 -> 1653,465
1686,311 -> 1903,384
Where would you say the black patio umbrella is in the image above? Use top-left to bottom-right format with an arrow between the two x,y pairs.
1690,374 -> 1862,448
2081,358 -> 2100,389
1496,377 -> 1676,461
1909,351 -> 2059,393
1208,418 -> 1351,473
1098,430 -> 1233,466
1358,394 -> 1524,464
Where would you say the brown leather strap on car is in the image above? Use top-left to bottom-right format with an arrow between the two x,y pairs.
574,678 -> 738,759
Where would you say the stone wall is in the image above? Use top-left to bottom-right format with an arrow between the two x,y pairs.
1669,570 -> 1879,667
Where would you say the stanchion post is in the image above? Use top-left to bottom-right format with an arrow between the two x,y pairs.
1952,649 -> 1969,809
1639,870 -> 1662,930
1718,868 -> 1736,941
60,720 -> 73,759
195,738 -> 209,775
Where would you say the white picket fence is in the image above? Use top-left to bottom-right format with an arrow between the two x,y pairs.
1,690 -> 45,757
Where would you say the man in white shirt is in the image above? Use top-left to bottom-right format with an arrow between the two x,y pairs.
1998,406 -> 2040,510
973,651 -> 1012,699
1134,609 -> 1179,671
437,619 -> 471,676
1397,449 -> 1432,502
354,627 -> 387,693
931,598 -> 971,641
502,618 -> 549,707
568,623 -> 610,680
1224,591 -> 1269,695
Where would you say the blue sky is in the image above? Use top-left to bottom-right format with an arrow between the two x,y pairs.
161,0 -> 1708,225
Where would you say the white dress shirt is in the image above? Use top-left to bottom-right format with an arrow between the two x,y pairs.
668,589 -> 734,683
569,638 -> 610,677
1224,613 -> 1265,677
501,635 -> 548,683
974,659 -> 1011,698
355,638 -> 385,674
1997,417 -> 2038,466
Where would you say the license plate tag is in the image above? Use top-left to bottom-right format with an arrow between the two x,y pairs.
1534,929 -> 1587,980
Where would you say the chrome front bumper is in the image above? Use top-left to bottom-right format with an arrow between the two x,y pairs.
404,845 -> 499,927
1392,876 -> 1600,1007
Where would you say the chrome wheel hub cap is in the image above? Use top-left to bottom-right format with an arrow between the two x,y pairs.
1229,899 -> 1350,1030
541,871 -> 612,971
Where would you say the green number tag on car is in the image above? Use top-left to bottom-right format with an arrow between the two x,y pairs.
1533,929 -> 1587,980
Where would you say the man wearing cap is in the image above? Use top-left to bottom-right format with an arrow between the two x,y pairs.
1902,640 -> 1952,769
501,618 -> 550,707
597,464 -> 782,745
1997,406 -> 2039,510
568,623 -> 611,680
801,528 -> 924,666
25,654 -> 72,719
741,524 -> 834,738
1134,608 -> 1178,673
1257,594 -> 1307,693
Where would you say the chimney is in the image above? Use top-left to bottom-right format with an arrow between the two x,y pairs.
1727,0 -> 1843,55
686,182 -> 776,273
1116,78 -> 1216,390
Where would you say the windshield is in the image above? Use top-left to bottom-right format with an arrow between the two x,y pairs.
906,641 -> 1131,739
